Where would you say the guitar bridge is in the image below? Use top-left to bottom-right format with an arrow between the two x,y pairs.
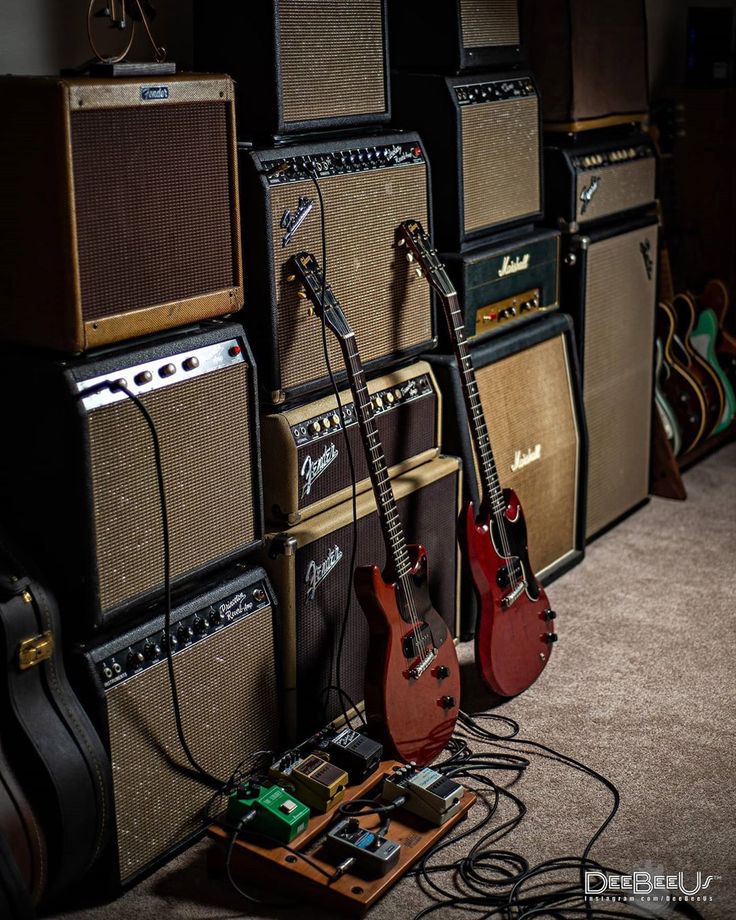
501,581 -> 527,609
408,648 -> 437,681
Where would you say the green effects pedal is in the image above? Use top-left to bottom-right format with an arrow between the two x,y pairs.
227,782 -> 310,843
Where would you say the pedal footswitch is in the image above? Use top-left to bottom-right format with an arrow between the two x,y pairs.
382,764 -> 465,826
326,818 -> 401,878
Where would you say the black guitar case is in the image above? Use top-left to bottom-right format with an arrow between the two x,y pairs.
0,538 -> 112,906
0,833 -> 35,920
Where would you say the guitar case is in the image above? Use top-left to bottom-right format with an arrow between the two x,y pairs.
0,537 -> 112,906
0,832 -> 36,920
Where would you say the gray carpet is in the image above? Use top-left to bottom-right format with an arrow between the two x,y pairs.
58,443 -> 736,920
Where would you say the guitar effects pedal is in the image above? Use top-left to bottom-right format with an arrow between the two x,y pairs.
227,782 -> 310,843
270,752 -> 348,814
325,818 -> 401,878
320,728 -> 383,782
382,764 -> 465,826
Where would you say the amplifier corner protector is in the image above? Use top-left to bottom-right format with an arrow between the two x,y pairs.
269,534 -> 298,559
270,389 -> 286,406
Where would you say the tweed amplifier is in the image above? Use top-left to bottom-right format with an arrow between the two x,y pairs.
427,314 -> 586,637
0,322 -> 263,631
241,132 -> 434,404
521,0 -> 649,132
545,133 -> 657,231
0,75 -> 243,353
76,564 -> 278,885
391,72 -> 542,249
264,456 -> 461,743
562,215 -> 658,540
262,361 -> 440,526
441,228 -> 560,344
389,0 -> 522,72
194,0 -> 389,138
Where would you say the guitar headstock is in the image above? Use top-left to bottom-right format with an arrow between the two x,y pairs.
288,252 -> 353,341
399,219 -> 457,301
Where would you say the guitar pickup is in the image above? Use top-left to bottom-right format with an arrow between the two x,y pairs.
501,581 -> 527,609
403,622 -> 434,660
496,558 -> 523,590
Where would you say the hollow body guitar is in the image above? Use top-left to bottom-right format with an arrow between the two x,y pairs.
289,252 -> 460,766
399,220 -> 556,698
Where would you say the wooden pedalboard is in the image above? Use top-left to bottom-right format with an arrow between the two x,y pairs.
208,759 -> 476,915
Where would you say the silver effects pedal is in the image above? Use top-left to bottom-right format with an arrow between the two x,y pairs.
382,764 -> 465,826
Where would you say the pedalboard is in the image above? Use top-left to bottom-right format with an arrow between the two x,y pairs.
227,782 -> 310,844
270,752 -> 348,814
382,765 -> 466,826
326,818 -> 401,878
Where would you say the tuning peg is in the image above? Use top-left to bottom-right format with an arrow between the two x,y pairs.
286,274 -> 296,283
415,267 -> 424,278
297,289 -> 308,300
307,307 -> 316,317
407,253 -> 414,263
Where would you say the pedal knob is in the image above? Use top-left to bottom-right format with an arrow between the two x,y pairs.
441,695 -> 456,710
544,609 -> 557,621
545,633 -> 559,644
436,665 -> 451,679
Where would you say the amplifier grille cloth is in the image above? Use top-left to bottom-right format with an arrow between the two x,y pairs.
583,226 -> 657,538
460,0 -> 520,47
270,165 -> 432,392
462,97 -> 540,233
293,469 -> 458,736
87,364 -> 256,615
106,607 -> 278,881
474,336 -> 579,576
575,159 -> 656,224
71,103 -> 235,322
278,0 -> 386,124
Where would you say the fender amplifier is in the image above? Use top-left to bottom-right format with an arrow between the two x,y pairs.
427,314 -> 586,637
264,456 -> 461,743
391,72 -> 542,249
0,322 -> 263,631
389,0 -> 522,72
241,132 -> 434,404
76,565 -> 279,885
262,361 -> 441,526
0,75 -> 243,353
194,0 -> 389,137
441,227 -> 560,344
561,215 -> 658,539
544,133 -> 657,230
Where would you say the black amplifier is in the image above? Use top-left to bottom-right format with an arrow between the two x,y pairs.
441,228 -> 560,344
261,361 -> 440,526
391,72 -> 542,249
544,132 -> 657,230
240,132 -> 435,404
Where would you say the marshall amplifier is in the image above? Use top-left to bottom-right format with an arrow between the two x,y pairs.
76,564 -> 279,885
441,227 -> 560,344
263,456 -> 461,743
426,314 -> 586,637
0,75 -> 243,353
544,132 -> 657,231
241,132 -> 434,404
391,72 -> 542,249
561,214 -> 658,540
262,361 -> 441,526
194,0 -> 389,138
0,322 -> 263,631
389,0 -> 522,72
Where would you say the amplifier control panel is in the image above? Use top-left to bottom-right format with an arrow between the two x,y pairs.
571,142 -> 654,172
262,140 -> 425,185
455,76 -> 536,106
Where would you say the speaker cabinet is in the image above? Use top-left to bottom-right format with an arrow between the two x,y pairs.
264,456 -> 461,743
0,75 -> 243,353
0,323 -> 263,631
391,72 -> 542,249
427,314 -> 586,637
562,215 -> 659,540
76,565 -> 279,885
389,0 -> 522,72
194,0 -> 390,138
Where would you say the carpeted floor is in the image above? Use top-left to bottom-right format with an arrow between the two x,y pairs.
57,443 -> 736,920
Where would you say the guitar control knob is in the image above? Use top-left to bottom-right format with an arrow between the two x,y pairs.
177,624 -> 193,642
436,665 -> 451,679
441,695 -> 456,709
545,633 -> 559,644
193,616 -> 207,635
544,609 -> 557,621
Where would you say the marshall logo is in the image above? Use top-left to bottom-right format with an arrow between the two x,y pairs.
640,238 -> 654,280
511,444 -> 542,472
579,175 -> 601,215
498,253 -> 530,278
300,443 -> 339,498
280,196 -> 314,248
141,86 -> 169,101
305,545 -> 344,600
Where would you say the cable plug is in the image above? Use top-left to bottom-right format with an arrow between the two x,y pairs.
236,807 -> 258,831
331,856 -> 356,881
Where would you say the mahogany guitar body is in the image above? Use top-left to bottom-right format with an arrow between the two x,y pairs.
355,544 -> 460,766
465,492 -> 554,698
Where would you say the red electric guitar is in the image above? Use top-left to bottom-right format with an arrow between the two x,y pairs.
400,220 -> 557,698
289,251 -> 460,765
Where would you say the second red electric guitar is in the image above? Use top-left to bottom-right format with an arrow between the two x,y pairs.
400,220 -> 557,698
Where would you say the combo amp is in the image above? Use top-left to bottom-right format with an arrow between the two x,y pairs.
75,564 -> 279,886
0,75 -> 243,352
391,72 -> 542,249
544,132 -> 657,230
427,315 -> 586,637
263,456 -> 462,742
240,132 -> 434,404
0,322 -> 263,631
561,214 -> 659,540
389,0 -> 522,72
441,228 -> 560,344
194,0 -> 390,137
261,361 -> 441,526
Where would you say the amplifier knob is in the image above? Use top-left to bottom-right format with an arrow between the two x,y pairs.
310,421 -> 321,434
385,392 -> 395,404
177,624 -> 194,642
322,417 -> 332,429
331,413 -> 340,426
209,608 -> 224,626
159,363 -> 176,378
183,356 -> 200,371
393,389 -> 402,401
193,616 -> 207,635
134,370 -> 153,386
228,345 -> 242,358
161,631 -> 177,649
374,396 -> 384,410
253,587 -> 266,603
127,649 -> 144,669
143,641 -> 160,661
